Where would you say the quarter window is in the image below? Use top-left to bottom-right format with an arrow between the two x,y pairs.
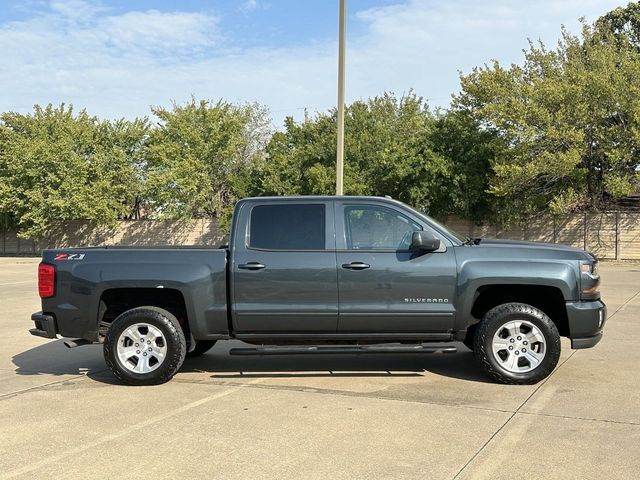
249,204 -> 326,250
345,206 -> 422,250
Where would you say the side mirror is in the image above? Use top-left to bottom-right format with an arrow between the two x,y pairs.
411,231 -> 441,252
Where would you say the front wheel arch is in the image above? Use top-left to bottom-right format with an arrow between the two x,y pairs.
468,284 -> 570,337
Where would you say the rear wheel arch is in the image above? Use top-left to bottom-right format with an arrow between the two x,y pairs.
98,288 -> 190,341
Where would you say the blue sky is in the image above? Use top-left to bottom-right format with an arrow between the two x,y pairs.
0,0 -> 628,126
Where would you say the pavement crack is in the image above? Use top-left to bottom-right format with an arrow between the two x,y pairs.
1,378 -> 264,479
610,289 -> 640,316
173,378 -> 517,415
449,287 -> 640,480
0,374 -> 89,401
518,411 -> 640,427
450,344 -> 578,479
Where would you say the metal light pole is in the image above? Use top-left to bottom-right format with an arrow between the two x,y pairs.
336,0 -> 346,195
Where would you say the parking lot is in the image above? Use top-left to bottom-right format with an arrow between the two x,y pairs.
0,257 -> 639,479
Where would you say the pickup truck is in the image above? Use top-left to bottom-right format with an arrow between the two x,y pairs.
30,196 -> 606,385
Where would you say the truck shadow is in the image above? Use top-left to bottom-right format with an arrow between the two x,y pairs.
11,339 -> 493,384
12,340 -> 106,377
181,341 -> 491,383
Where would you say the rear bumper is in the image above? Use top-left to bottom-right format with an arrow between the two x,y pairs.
29,312 -> 58,339
566,300 -> 606,349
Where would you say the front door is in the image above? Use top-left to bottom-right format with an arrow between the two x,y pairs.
232,201 -> 338,333
336,202 -> 456,333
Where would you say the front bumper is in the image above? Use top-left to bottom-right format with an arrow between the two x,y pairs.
566,300 -> 607,349
29,312 -> 58,339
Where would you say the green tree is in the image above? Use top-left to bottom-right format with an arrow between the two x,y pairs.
596,1 -> 640,50
455,24 -> 640,221
428,110 -> 504,220
0,104 -> 148,238
144,98 -> 270,223
255,92 -> 495,219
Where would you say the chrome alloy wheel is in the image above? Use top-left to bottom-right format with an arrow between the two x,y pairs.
116,323 -> 167,374
491,320 -> 546,373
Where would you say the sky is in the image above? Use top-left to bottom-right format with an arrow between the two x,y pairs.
0,0 -> 629,127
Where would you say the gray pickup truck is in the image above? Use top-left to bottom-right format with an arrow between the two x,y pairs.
30,196 -> 606,385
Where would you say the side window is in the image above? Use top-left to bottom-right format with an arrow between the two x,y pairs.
249,204 -> 326,250
344,206 -> 422,250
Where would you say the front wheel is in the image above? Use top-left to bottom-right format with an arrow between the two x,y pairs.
473,303 -> 561,385
104,306 -> 186,385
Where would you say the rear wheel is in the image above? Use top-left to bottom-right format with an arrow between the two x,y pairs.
186,340 -> 217,357
473,303 -> 561,384
104,306 -> 186,385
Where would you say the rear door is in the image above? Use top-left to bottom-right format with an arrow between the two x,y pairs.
231,200 -> 338,333
336,201 -> 457,333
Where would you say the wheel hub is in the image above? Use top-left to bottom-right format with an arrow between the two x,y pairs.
491,320 -> 546,373
116,323 -> 167,374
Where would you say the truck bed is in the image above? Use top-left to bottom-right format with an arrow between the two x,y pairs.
40,247 -> 229,341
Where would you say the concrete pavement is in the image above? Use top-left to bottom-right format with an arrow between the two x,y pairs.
0,257 -> 638,479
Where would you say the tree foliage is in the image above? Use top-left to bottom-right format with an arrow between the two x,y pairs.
596,1 -> 640,50
3,3 -> 640,237
144,98 -> 270,222
0,104 -> 148,238
455,24 -> 640,221
252,92 -> 497,219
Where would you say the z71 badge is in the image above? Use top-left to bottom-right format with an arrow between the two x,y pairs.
54,253 -> 85,261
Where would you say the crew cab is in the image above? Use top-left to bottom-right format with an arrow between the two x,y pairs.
30,196 -> 606,385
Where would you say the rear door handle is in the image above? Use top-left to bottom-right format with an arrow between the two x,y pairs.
341,262 -> 370,270
238,262 -> 266,270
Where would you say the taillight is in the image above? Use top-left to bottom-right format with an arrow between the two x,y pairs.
38,263 -> 55,298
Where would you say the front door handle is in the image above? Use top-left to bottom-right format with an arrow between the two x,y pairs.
238,262 -> 266,270
341,262 -> 370,270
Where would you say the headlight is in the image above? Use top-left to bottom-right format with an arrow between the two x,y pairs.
580,261 -> 600,295
581,262 -> 598,276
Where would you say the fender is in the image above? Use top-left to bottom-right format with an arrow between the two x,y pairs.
455,259 -> 579,331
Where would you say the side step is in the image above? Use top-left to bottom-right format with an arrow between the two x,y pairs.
229,344 -> 457,356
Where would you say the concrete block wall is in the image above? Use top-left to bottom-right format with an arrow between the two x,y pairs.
0,219 -> 226,255
1,213 -> 639,259
445,212 -> 640,260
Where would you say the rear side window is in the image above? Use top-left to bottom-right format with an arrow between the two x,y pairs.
249,204 -> 326,250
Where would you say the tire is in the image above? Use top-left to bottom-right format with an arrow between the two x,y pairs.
104,306 -> 186,386
186,340 -> 217,357
473,302 -> 561,385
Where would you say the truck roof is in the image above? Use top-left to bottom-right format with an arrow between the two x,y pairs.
241,195 -> 397,202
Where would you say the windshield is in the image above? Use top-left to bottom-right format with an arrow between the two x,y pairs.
398,202 -> 469,244
421,213 -> 469,244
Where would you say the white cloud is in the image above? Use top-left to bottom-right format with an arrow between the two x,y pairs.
0,0 -> 628,126
348,0 -> 625,105
240,1 -> 260,13
101,11 -> 220,55
49,0 -> 107,21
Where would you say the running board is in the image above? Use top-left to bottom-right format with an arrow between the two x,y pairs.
229,344 -> 457,356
